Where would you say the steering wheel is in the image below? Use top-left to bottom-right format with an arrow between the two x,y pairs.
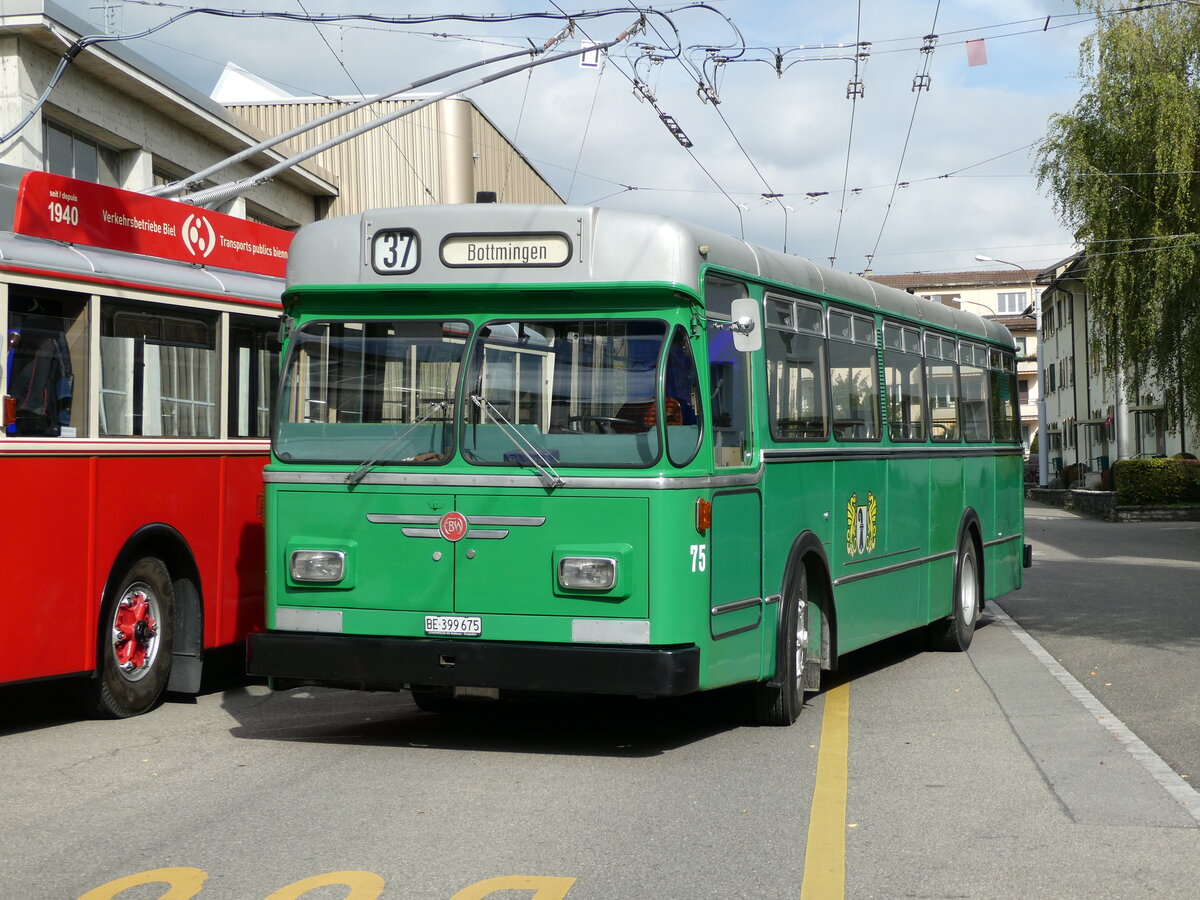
567,415 -> 643,434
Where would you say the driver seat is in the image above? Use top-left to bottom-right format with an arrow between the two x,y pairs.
614,397 -> 682,433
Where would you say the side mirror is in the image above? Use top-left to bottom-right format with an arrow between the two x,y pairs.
729,297 -> 762,352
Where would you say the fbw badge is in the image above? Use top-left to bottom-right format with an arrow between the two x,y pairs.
845,491 -> 878,557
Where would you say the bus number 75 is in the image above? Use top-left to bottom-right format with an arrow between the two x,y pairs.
689,544 -> 707,573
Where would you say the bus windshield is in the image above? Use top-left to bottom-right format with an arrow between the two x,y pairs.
275,317 -> 701,469
462,318 -> 681,468
275,320 -> 467,465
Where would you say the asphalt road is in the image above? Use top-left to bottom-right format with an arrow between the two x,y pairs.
1000,501 -> 1200,782
2,500 -> 1199,899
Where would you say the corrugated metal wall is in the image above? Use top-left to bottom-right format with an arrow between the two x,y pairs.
467,105 -> 561,205
226,98 -> 561,217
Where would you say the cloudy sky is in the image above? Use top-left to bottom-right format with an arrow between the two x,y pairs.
66,0 -> 1092,275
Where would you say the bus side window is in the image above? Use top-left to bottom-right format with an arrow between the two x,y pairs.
5,293 -> 88,438
990,349 -> 1019,443
883,322 -> 925,441
704,274 -> 752,467
765,295 -> 828,440
924,332 -> 960,442
959,341 -> 991,442
229,315 -> 281,438
828,309 -> 879,441
100,302 -> 218,437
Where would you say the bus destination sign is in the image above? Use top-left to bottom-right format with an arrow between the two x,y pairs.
441,232 -> 570,268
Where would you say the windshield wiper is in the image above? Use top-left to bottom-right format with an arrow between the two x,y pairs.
345,400 -> 449,487
470,394 -> 564,490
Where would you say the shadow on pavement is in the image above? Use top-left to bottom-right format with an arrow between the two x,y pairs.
218,621 -> 971,757
0,680 -> 86,736
220,679 -> 768,758
0,644 -> 262,736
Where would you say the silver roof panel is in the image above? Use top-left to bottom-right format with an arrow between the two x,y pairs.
286,204 -> 1014,347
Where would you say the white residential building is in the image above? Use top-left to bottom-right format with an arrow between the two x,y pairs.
1037,254 -> 1197,480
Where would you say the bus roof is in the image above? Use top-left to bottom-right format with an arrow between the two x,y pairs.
0,164 -> 285,305
286,204 -> 1014,348
0,230 -> 284,305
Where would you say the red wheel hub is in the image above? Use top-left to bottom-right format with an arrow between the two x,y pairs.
113,591 -> 157,670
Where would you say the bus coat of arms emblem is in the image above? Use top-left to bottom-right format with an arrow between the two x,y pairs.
845,491 -> 878,557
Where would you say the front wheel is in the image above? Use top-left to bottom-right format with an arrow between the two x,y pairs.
80,557 -> 175,718
928,537 -> 981,652
753,568 -> 814,726
411,686 -> 456,713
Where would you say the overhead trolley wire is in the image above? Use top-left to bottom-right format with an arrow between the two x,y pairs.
829,0 -> 865,268
177,18 -> 649,208
500,68 -> 537,202
290,0 -> 438,202
0,4 -> 681,147
620,0 -> 795,245
542,2 -> 749,235
565,51 -> 610,202
862,0 -> 941,275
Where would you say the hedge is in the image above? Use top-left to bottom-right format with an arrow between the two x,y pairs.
1112,457 -> 1200,505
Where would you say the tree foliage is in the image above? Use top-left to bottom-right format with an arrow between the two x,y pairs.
1037,2 -> 1200,425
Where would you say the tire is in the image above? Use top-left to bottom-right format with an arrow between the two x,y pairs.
753,567 -> 813,726
411,687 -> 456,713
928,536 -> 981,652
80,557 -> 175,718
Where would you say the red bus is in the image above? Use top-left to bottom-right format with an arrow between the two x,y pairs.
1,167 -> 292,717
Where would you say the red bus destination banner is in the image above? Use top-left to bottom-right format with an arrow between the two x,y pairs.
12,171 -> 293,278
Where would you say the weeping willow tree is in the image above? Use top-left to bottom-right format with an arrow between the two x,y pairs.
1037,2 -> 1200,427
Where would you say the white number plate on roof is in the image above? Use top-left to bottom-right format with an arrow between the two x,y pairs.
372,228 -> 419,274
425,615 -> 482,637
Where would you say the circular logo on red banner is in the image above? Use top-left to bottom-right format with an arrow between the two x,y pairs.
182,213 -> 216,259
439,511 -> 469,542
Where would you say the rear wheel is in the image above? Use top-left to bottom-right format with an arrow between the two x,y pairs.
928,537 -> 981,652
753,567 -> 813,726
80,557 -> 175,718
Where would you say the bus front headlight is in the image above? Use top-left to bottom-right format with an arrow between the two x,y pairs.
290,549 -> 346,583
558,556 -> 617,591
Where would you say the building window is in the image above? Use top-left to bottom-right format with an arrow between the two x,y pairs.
1019,378 -> 1030,404
997,291 -> 1027,314
1046,363 -> 1056,393
44,122 -> 120,185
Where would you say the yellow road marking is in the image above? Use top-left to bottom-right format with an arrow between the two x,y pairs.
264,871 -> 385,900
800,681 -> 850,900
450,875 -> 578,898
77,867 -> 207,900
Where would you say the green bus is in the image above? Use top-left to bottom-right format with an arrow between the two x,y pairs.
247,204 -> 1026,725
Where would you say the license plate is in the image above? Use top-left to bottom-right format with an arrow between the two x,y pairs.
424,615 -> 482,637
